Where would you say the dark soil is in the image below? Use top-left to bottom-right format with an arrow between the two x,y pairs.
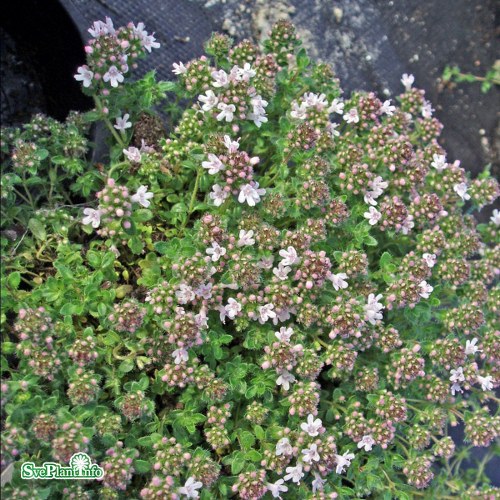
0,0 -> 91,126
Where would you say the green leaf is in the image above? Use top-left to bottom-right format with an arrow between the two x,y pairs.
171,202 -> 188,213
7,272 -> 21,289
244,450 -> 262,462
97,303 -> 107,317
2,342 -> 15,354
35,148 -> 49,160
28,218 -> 47,241
134,209 -> 153,222
118,359 -> 135,374
51,155 -> 67,165
101,331 -> 121,346
253,425 -> 265,441
239,430 -> 256,449
296,48 -> 310,69
128,237 -> 144,255
364,234 -> 378,246
134,459 -> 151,473
158,81 -> 177,93
154,241 -> 170,255
59,302 -> 84,316
231,458 -> 245,475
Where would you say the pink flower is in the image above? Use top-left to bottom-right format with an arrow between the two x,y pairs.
453,182 -> 470,201
198,90 -> 218,112
74,66 -> 94,87
172,62 -> 187,75
114,114 -> 132,131
335,451 -> 355,474
449,367 -> 465,384
266,479 -> 288,498
465,338 -> 481,356
273,263 -> 291,281
380,100 -> 395,116
131,185 -> 153,207
224,298 -> 241,319
290,101 -> 308,119
276,370 -> 295,391
172,348 -> 188,365
88,17 -> 115,38
211,69 -> 230,88
302,444 -> 320,463
123,147 -> 142,163
327,272 -> 348,291
364,206 -> 381,225
223,135 -> 240,153
418,280 -> 433,299
421,99 -> 434,118
284,463 -> 304,484
477,375 -> 493,391
275,327 -> 293,343
82,208 -> 101,228
343,108 -> 359,124
237,229 -> 255,247
401,73 -> 415,91
202,154 -> 224,174
103,66 -> 124,88
275,437 -> 293,456
328,98 -> 344,114
431,154 -> 447,172
300,414 -> 323,437
491,209 -> 500,225
178,476 -> 202,498
279,246 -> 299,266
364,293 -> 384,325
357,434 -> 375,451
140,33 -> 160,53
238,182 -> 266,206
236,63 -> 256,82
422,253 -> 437,268
175,284 -> 195,304
216,103 -> 235,122
209,184 -> 229,206
258,303 -> 276,324
206,241 -> 226,262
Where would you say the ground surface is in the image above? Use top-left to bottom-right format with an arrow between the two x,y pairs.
61,0 -> 499,184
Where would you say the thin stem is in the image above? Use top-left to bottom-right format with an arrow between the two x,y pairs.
48,165 -> 57,206
181,169 -> 201,231
473,450 -> 493,486
107,161 -> 129,178
11,230 -> 28,253
313,336 -> 329,349
455,71 -> 500,84
13,187 -> 33,207
396,437 -> 410,457
20,170 -> 36,209
93,96 -> 126,148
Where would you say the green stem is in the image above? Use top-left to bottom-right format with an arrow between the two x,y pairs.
12,187 -> 33,207
107,161 -> 129,178
473,450 -> 493,486
455,71 -> 500,85
181,169 -> 201,231
47,165 -> 57,206
19,171 -> 36,209
93,96 -> 126,148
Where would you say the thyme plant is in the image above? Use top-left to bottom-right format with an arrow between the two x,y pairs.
1,17 -> 499,499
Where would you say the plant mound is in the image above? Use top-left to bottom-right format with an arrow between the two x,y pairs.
1,17 -> 499,500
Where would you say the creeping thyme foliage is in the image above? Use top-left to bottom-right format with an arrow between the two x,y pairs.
1,17 -> 499,499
